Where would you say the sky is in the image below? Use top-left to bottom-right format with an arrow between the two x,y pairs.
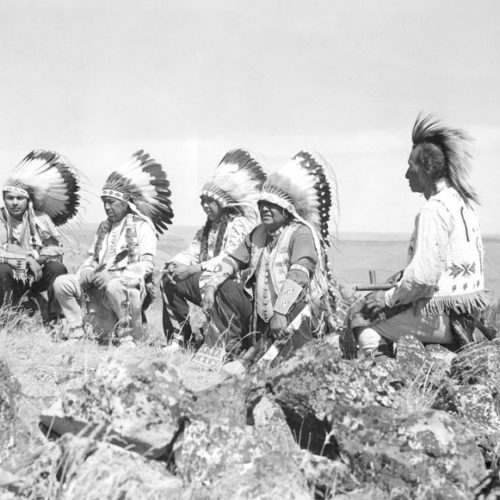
0,0 -> 499,234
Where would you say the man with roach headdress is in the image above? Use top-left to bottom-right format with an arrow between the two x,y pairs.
348,114 -> 490,355
161,149 -> 267,349
0,150 -> 81,322
53,151 -> 173,345
201,151 -> 338,367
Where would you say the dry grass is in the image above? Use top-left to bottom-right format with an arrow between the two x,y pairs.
394,360 -> 447,414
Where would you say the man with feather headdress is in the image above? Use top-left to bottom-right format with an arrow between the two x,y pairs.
349,114 -> 489,355
53,151 -> 173,344
0,151 -> 81,322
161,149 -> 267,348
201,151 -> 338,363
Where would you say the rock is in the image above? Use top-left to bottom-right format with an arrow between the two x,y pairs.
201,452 -> 313,500
60,435 -> 183,500
177,420 -> 266,481
394,335 -> 429,381
452,384 -> 500,426
177,418 -> 311,498
0,436 -> 182,500
191,378 -> 246,427
252,395 -> 300,454
296,450 -> 358,497
328,406 -> 486,497
425,344 -> 456,373
450,340 -> 500,392
40,356 -> 195,459
266,339 -> 403,456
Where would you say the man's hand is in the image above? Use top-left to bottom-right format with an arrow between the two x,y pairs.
26,257 -> 42,280
92,270 -> 114,290
79,268 -> 95,287
161,263 -> 177,284
171,264 -> 199,282
363,290 -> 387,320
386,270 -> 403,285
202,286 -> 216,315
269,312 -> 288,340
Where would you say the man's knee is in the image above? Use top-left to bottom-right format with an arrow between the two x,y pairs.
53,274 -> 80,298
0,263 -> 15,281
44,260 -> 67,278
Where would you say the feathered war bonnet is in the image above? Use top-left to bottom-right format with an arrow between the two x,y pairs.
411,113 -> 479,206
101,150 -> 173,234
259,150 -> 338,249
201,149 -> 267,220
3,150 -> 81,225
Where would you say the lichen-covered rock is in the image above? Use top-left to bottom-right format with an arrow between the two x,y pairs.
266,339 -> 404,456
40,356 -> 195,458
191,378 -> 246,427
194,452 -> 313,500
177,419 -> 311,498
177,420 -> 267,481
394,335 -> 429,379
327,406 -> 486,497
296,450 -> 358,497
252,395 -> 299,454
0,436 -> 182,500
450,340 -> 500,391
425,343 -> 456,373
60,436 -> 182,500
452,384 -> 500,426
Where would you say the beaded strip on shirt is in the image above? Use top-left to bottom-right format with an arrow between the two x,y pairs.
93,215 -> 140,266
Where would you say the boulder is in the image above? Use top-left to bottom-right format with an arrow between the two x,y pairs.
191,378 -> 246,427
266,339 -> 403,456
328,406 -> 486,497
40,356 -> 195,459
60,435 -> 182,500
0,435 -> 182,500
178,419 -> 311,499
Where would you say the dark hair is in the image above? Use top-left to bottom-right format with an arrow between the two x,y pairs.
412,113 -> 479,205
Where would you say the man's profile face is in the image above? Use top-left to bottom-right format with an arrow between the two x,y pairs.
3,192 -> 29,220
405,149 -> 427,194
102,196 -> 129,222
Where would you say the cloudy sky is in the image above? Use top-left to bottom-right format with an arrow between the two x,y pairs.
1,0 -> 499,234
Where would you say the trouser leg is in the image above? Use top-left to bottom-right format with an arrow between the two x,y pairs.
32,260 -> 68,321
162,272 -> 202,343
210,279 -> 253,357
52,274 -> 84,327
105,278 -> 144,341
0,263 -> 25,308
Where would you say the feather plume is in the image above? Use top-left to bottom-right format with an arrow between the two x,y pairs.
103,150 -> 173,233
5,150 -> 81,226
202,149 -> 267,216
261,150 -> 338,246
412,113 -> 478,205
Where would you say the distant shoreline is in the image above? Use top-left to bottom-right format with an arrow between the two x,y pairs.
78,223 -> 500,242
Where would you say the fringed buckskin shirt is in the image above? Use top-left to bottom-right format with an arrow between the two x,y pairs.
385,182 -> 488,316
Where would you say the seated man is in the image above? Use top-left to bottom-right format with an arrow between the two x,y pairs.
53,151 -> 173,344
0,150 -> 81,322
348,114 -> 489,356
162,149 -> 266,348
202,151 -> 338,362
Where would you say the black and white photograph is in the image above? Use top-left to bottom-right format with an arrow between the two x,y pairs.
0,1 -> 500,498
